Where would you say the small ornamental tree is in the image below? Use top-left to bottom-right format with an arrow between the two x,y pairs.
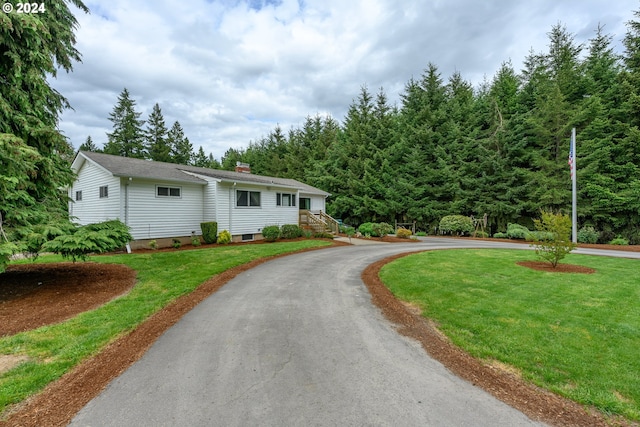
530,210 -> 576,268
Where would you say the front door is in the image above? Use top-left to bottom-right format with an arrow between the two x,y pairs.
299,197 -> 311,210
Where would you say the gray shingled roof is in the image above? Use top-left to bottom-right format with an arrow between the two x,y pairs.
77,151 -> 330,196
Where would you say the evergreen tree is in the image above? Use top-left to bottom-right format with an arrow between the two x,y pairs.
145,103 -> 170,162
167,121 -> 193,165
193,146 -> 210,168
0,0 -> 89,272
221,147 -> 246,170
78,135 -> 100,152
103,88 -> 146,158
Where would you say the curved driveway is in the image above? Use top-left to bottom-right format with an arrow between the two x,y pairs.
71,238 -> 637,426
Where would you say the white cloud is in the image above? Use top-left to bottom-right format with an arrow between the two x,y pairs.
52,0 -> 639,160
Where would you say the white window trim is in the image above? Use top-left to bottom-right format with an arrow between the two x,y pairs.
236,189 -> 261,208
276,192 -> 296,207
156,185 -> 182,198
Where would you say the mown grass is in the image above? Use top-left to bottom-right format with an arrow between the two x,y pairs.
0,240 -> 331,415
379,249 -> 640,421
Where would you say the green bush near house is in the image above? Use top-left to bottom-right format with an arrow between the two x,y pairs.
262,225 -> 281,242
200,222 -> 218,244
280,224 -> 303,239
217,230 -> 232,244
41,220 -> 132,262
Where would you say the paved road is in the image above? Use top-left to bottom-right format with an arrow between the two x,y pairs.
70,239 -> 636,426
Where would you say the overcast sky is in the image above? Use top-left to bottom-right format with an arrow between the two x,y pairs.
52,0 -> 639,161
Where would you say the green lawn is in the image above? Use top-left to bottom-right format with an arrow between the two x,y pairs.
0,240 -> 331,415
379,249 -> 640,421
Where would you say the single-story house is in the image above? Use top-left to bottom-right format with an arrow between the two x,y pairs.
69,151 -> 336,247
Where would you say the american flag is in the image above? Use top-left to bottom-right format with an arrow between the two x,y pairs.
568,140 -> 574,178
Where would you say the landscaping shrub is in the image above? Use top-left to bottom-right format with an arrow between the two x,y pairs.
148,240 -> 158,250
172,239 -> 181,249
262,225 -> 281,242
609,236 -> 629,245
217,230 -> 232,244
191,235 -> 201,246
372,222 -> 394,238
313,232 -> 334,239
41,220 -> 132,262
280,224 -> 303,239
357,222 -> 375,236
396,228 -> 412,239
493,232 -> 508,239
473,231 -> 489,238
416,231 -> 427,237
525,230 -> 554,241
506,223 -> 530,240
439,215 -> 473,235
200,222 -> 218,244
578,226 -> 599,244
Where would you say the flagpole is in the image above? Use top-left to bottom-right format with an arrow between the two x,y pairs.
571,127 -> 577,243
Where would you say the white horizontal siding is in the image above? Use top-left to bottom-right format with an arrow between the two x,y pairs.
69,162 -> 120,224
125,179 -> 205,239
226,184 -> 298,236
304,194 -> 326,212
215,183 -> 231,232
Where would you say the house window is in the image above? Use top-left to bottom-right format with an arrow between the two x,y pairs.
157,186 -> 181,198
75,191 -> 82,201
99,186 -> 108,198
237,190 -> 261,207
276,192 -> 296,207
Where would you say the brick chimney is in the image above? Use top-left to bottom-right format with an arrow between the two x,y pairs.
235,162 -> 251,174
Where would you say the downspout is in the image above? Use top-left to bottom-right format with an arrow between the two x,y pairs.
229,182 -> 236,236
124,177 -> 132,253
124,177 -> 131,226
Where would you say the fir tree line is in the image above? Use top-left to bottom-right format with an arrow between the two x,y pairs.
222,17 -> 640,243
79,88 -> 220,168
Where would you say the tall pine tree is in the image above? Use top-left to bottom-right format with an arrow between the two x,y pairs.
145,103 -> 170,162
103,88 -> 146,158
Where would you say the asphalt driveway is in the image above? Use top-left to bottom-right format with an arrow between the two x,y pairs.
70,239 -> 562,426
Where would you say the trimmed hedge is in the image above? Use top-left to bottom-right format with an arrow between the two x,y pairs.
200,222 -> 218,244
